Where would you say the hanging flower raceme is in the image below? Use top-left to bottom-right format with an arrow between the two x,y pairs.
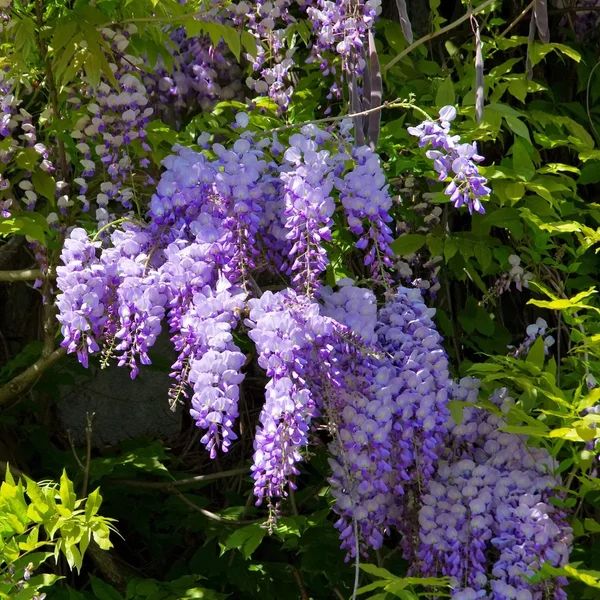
71,26 -> 153,223
246,290 -> 329,511
371,287 -> 452,557
54,126 -> 491,561
415,380 -> 572,600
143,26 -> 244,126
408,106 -> 490,214
186,278 -> 247,458
56,228 -> 109,368
336,144 -> 394,284
281,131 -> 338,295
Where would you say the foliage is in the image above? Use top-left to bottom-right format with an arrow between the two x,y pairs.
0,466 -> 114,599
1,0 -> 600,598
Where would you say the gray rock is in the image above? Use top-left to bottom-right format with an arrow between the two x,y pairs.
56,332 -> 182,447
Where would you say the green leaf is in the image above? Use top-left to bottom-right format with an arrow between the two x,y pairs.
444,237 -> 458,262
59,470 -> 76,514
51,18 -> 78,55
90,576 -> 124,600
528,42 -> 581,68
584,518 -> 600,533
224,524 -> 266,560
356,580 -> 388,595
0,214 -> 48,243
504,115 -> 530,141
547,428 -> 587,442
85,52 -> 102,89
241,31 -> 257,58
85,488 -> 102,521
578,162 -> 600,186
528,297 -> 596,311
92,523 -> 113,550
435,78 -> 455,107
487,103 -> 525,118
448,400 -> 473,426
360,564 -> 398,579
391,234 -> 426,256
64,543 -> 83,572
32,171 -> 56,202
526,335 -> 546,370
512,139 -> 535,181
474,243 -> 492,271
483,206 -> 524,238
13,17 -> 36,62
16,148 -> 40,171
385,583 -> 418,599
501,425 -> 550,437
221,25 -> 241,62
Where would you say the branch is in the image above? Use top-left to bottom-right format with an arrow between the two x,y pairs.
0,347 -> 66,408
86,540 -> 129,594
108,466 -> 248,488
171,488 -> 261,525
500,0 -> 535,38
81,413 -> 95,498
384,0 -> 497,72
0,268 -> 45,282
289,565 -> 310,600
262,99 -> 432,135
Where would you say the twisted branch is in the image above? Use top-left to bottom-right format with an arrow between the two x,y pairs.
0,347 -> 66,408
0,268 -> 45,282
384,0 -> 497,72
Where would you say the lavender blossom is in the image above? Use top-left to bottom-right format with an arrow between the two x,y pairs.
408,106 -> 490,214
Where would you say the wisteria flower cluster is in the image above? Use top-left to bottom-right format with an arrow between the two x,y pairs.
54,119 -> 571,596
55,125 -> 394,461
417,380 -> 572,599
231,0 -> 384,111
0,68 -> 59,218
144,26 -> 244,126
408,106 -> 490,214
306,0 -> 381,75
497,254 -> 534,293
509,317 -> 555,358
69,26 -> 153,225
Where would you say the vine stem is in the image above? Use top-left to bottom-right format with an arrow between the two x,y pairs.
81,412 -> 95,498
109,466 -> 248,488
0,346 -> 66,408
0,268 -> 46,282
171,488 -> 261,525
261,100 -> 432,135
352,518 -> 360,600
499,0 -> 535,38
92,217 -> 137,242
385,0 -> 497,72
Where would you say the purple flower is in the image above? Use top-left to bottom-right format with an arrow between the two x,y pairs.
408,106 -> 490,214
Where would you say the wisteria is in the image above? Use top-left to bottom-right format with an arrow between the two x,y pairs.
408,106 -> 490,214
144,27 -> 244,125
281,131 -> 337,293
49,111 -> 571,596
417,381 -> 572,599
509,317 -> 555,358
2,1 -> 595,598
336,145 -> 394,283
306,0 -> 381,73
